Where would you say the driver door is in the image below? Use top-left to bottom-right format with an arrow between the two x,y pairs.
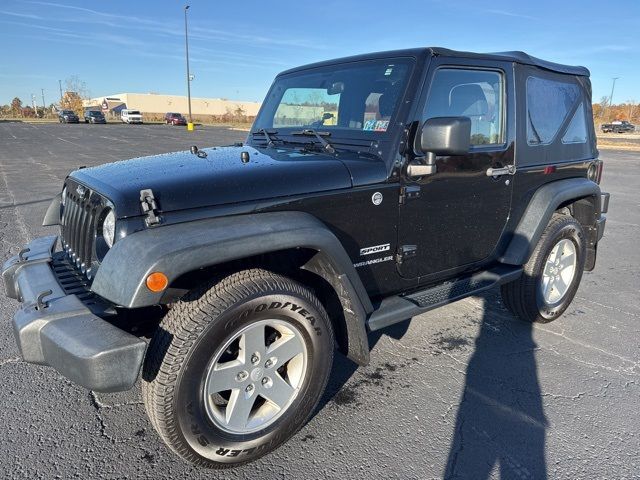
398,58 -> 515,280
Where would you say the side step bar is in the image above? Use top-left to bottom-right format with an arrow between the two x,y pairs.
367,265 -> 523,331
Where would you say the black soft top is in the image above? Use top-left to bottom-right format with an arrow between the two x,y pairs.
280,47 -> 589,77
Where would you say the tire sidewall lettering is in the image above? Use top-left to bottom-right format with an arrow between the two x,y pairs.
225,300 -> 322,335
175,290 -> 332,464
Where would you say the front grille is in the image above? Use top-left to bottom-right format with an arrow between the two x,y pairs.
51,252 -> 115,316
60,187 -> 98,278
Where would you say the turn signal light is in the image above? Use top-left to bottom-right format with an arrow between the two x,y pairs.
146,272 -> 169,292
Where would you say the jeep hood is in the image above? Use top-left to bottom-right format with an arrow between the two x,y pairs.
70,145 -> 355,218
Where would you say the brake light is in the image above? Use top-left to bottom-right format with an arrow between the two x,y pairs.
588,161 -> 604,184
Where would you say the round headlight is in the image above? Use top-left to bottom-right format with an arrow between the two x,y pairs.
61,187 -> 67,207
102,209 -> 116,248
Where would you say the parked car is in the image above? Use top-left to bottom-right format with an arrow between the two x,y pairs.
3,47 -> 609,468
601,120 -> 635,133
164,112 -> 187,125
84,110 -> 107,124
57,109 -> 79,123
121,109 -> 143,124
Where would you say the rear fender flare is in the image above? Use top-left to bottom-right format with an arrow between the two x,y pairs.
500,178 -> 601,265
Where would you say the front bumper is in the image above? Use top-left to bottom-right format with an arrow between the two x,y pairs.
2,236 -> 146,392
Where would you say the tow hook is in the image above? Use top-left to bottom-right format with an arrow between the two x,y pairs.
35,289 -> 53,310
18,247 -> 30,262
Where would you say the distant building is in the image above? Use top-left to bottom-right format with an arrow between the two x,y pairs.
83,93 -> 261,119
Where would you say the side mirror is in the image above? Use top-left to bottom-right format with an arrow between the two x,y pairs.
408,117 -> 471,177
418,116 -> 471,155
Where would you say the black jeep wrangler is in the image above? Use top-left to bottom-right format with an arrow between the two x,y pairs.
2,47 -> 609,468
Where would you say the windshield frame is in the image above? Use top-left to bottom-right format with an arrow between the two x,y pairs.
252,56 -> 417,144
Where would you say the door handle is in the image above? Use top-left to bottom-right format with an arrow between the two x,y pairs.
486,164 -> 516,177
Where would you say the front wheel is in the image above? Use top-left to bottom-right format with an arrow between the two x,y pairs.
501,214 -> 586,323
142,269 -> 334,468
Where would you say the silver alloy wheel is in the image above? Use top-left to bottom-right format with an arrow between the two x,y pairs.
539,238 -> 577,305
203,319 -> 308,434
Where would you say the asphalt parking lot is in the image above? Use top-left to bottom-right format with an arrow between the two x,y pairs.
0,122 -> 638,479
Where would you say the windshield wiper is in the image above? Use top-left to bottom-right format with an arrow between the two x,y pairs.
251,128 -> 278,147
292,129 -> 336,154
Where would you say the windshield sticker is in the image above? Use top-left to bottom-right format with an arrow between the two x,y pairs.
363,120 -> 389,132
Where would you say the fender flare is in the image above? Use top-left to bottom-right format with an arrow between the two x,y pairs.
500,178 -> 601,265
42,193 -> 62,226
92,211 -> 372,365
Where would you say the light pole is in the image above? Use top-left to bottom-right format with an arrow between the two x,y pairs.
184,5 -> 193,130
603,77 -> 619,120
609,77 -> 619,111
41,88 -> 46,116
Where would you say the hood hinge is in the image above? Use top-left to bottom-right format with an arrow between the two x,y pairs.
140,189 -> 162,227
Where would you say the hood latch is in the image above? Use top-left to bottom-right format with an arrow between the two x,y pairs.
190,145 -> 208,158
140,189 -> 162,227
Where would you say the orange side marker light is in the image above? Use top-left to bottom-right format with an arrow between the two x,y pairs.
146,272 -> 169,292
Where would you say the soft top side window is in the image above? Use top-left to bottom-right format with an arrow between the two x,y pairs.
561,102 -> 588,144
526,77 -> 583,145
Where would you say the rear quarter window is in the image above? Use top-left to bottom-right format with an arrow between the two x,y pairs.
526,77 -> 585,145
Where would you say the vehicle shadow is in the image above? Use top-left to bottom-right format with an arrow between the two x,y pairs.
444,292 -> 548,479
315,319 -> 410,413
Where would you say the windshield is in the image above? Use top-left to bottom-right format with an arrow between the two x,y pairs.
128,111 -> 141,115
62,110 -> 74,114
253,58 -> 413,138
90,111 -> 103,116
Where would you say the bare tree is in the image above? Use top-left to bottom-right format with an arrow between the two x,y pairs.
61,76 -> 90,116
64,75 -> 90,98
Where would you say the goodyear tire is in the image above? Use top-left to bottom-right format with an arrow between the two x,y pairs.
501,214 -> 586,323
142,269 -> 334,468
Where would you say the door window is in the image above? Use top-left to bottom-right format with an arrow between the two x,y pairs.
422,68 -> 504,146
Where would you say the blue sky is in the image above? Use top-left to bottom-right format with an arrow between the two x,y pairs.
1,0 -> 638,106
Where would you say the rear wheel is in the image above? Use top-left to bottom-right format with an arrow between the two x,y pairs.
501,214 -> 586,323
142,269 -> 334,468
